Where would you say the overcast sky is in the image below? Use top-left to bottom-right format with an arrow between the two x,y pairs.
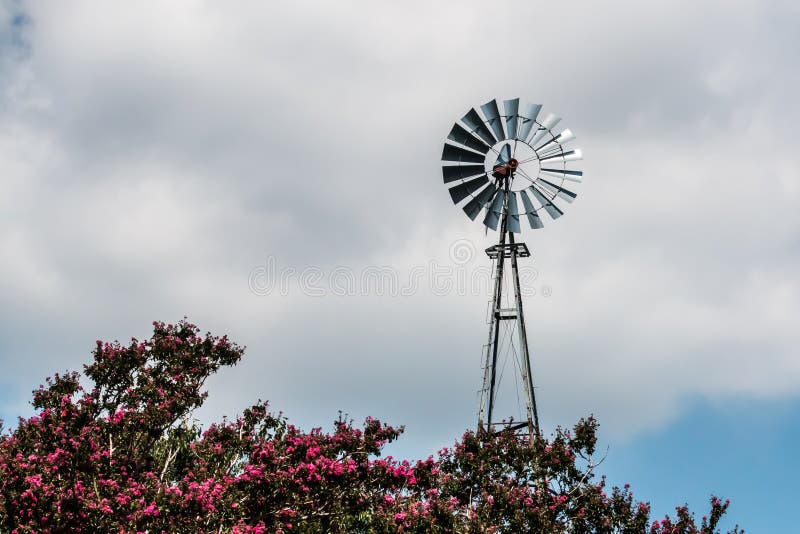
1,1 -> 798,530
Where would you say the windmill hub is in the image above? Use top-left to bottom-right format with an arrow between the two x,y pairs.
492,159 -> 518,180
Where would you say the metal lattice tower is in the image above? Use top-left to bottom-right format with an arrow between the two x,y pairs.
440,98 -> 584,438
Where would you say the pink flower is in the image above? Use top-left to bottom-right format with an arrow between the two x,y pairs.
143,503 -> 158,516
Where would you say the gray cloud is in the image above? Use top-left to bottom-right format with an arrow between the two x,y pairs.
1,0 -> 798,457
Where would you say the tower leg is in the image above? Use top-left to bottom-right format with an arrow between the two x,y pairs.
478,199 -> 508,433
509,232 -> 540,438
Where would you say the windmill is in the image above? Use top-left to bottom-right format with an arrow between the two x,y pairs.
441,98 -> 583,438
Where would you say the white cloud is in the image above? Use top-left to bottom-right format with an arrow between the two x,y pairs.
0,1 -> 798,454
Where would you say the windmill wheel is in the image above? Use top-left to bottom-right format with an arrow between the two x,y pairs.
441,98 -> 584,232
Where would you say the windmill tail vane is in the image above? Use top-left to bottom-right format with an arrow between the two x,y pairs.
440,98 -> 584,438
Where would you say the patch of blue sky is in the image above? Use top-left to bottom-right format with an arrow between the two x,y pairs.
601,394 -> 800,532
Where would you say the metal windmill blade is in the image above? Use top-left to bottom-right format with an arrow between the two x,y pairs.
518,103 -> 542,141
441,143 -> 485,164
463,183 -> 497,220
482,188 -> 506,230
449,174 -> 490,204
535,177 -> 577,203
540,167 -> 583,182
503,98 -> 520,141
506,190 -> 522,234
461,108 -> 497,147
528,113 -> 561,147
447,123 -> 492,155
480,99 -> 506,142
442,164 -> 487,184
529,185 -> 564,220
518,189 -> 544,229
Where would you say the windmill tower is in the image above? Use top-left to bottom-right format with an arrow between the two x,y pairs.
441,98 -> 583,438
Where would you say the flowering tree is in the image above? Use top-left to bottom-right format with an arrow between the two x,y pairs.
0,320 -> 741,533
